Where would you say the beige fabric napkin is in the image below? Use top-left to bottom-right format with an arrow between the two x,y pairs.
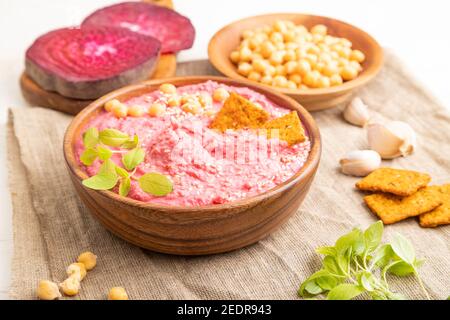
7,53 -> 450,300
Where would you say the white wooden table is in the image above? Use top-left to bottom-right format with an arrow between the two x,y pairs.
1,0 -> 449,299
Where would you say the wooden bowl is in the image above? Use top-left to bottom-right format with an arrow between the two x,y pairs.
208,13 -> 383,111
63,76 -> 321,255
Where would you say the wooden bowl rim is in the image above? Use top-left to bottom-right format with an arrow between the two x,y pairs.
63,75 -> 321,213
208,13 -> 384,96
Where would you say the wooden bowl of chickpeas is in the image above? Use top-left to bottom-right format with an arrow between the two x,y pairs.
208,13 -> 383,111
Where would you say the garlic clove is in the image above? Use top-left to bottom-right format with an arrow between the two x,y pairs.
343,97 -> 371,127
339,150 -> 381,177
367,121 -> 416,159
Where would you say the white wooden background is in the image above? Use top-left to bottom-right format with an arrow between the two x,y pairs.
1,0 -> 449,299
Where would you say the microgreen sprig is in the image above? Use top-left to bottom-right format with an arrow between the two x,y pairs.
80,127 -> 172,197
298,221 -> 431,300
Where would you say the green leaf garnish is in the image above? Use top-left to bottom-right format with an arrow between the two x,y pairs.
83,127 -> 99,149
82,160 -> 118,190
80,148 -> 98,166
99,129 -> 130,147
298,221 -> 430,300
122,134 -> 139,149
97,145 -> 112,161
115,166 -> 130,178
138,172 -> 173,196
119,177 -> 131,197
122,147 -> 145,171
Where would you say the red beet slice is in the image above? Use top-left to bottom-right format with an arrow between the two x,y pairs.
81,2 -> 195,54
25,27 -> 161,99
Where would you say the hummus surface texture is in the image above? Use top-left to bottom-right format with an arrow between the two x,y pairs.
76,81 -> 311,206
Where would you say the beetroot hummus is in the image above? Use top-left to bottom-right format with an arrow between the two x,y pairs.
75,81 -> 311,206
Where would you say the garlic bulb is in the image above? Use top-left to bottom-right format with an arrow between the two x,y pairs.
340,150 -> 381,177
367,121 -> 416,159
343,97 -> 370,127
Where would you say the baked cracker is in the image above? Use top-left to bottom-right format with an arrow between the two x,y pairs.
264,111 -> 306,146
356,168 -> 431,196
209,92 -> 269,132
419,184 -> 450,228
364,187 -> 442,225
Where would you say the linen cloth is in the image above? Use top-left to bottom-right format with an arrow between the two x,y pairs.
7,52 -> 450,299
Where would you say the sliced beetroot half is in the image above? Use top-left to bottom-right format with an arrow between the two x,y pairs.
81,2 -> 195,54
25,27 -> 161,99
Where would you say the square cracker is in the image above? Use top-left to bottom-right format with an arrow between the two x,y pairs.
364,187 -> 442,224
209,92 -> 269,132
419,184 -> 450,228
264,111 -> 306,146
356,168 -> 431,196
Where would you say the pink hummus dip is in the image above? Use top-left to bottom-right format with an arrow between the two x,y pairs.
76,81 -> 311,206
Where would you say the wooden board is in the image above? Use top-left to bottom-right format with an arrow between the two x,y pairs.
20,0 -> 177,115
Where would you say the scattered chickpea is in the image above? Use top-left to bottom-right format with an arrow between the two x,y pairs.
108,287 -> 129,300
204,109 -> 217,117
212,88 -> 230,102
104,99 -> 122,112
77,251 -> 97,271
198,93 -> 213,107
67,262 -> 87,281
229,19 -> 364,89
127,105 -> 145,117
111,102 -> 128,118
182,101 -> 201,114
59,276 -> 81,296
148,102 -> 167,117
37,280 -> 61,300
167,95 -> 181,107
159,83 -> 177,94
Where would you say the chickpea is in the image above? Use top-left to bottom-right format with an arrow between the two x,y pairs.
270,32 -> 284,43
148,102 -> 167,117
307,44 -> 320,55
284,61 -> 298,74
330,74 -> 344,86
295,25 -> 308,35
198,93 -> 213,107
237,62 -> 252,76
182,101 -> 201,114
248,71 -> 262,82
249,37 -> 262,50
239,46 -> 252,62
111,102 -> 128,118
252,59 -> 268,73
340,38 -> 353,47
275,65 -> 286,76
337,58 -> 350,67
204,109 -> 217,117
340,65 -> 358,81
312,34 -> 324,44
251,52 -> 263,61
349,60 -> 362,71
260,75 -> 273,85
286,80 -> 297,89
108,287 -> 129,300
303,70 -> 321,88
322,62 -> 340,77
261,41 -> 276,59
295,48 -> 308,59
285,20 -> 296,29
67,262 -> 87,281
59,276 -> 80,296
297,59 -> 312,76
317,76 -> 331,88
269,51 -> 284,65
241,29 -> 254,39
283,30 -> 296,42
229,50 -> 240,63
314,62 -> 326,73
37,280 -> 61,300
273,20 -> 288,33
288,74 -> 302,85
77,251 -> 97,270
274,42 -> 285,50
311,24 -> 327,36
305,54 -> 318,68
264,65 -> 277,76
285,41 -> 299,50
159,83 -> 176,94
283,49 -> 296,62
167,95 -> 181,107
104,99 -> 122,112
338,46 -> 352,59
350,49 -> 365,63
272,75 -> 288,88
127,105 -> 145,117
319,52 -> 332,64
212,88 -> 230,102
